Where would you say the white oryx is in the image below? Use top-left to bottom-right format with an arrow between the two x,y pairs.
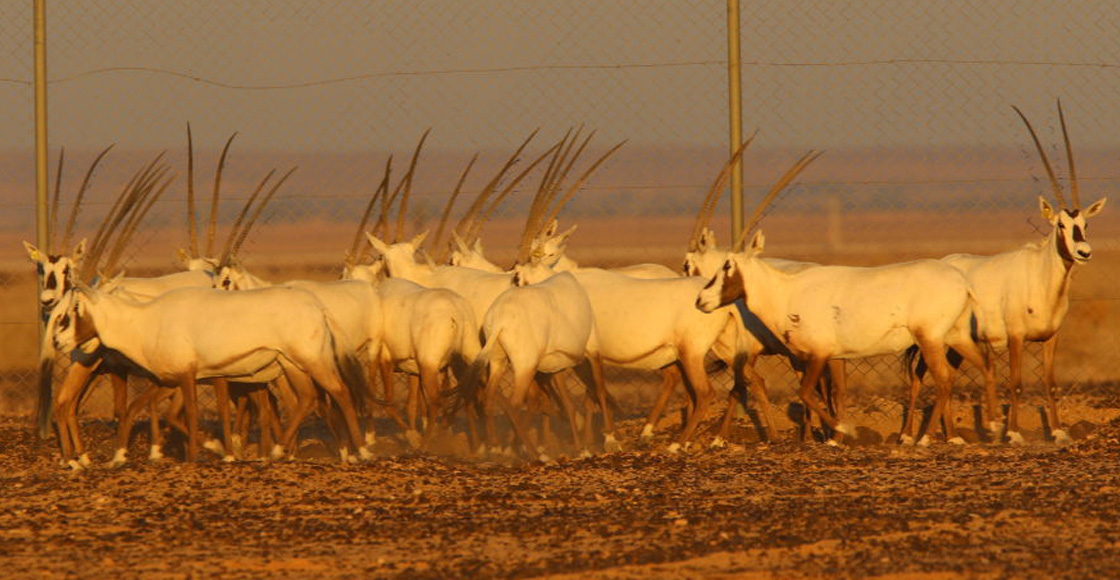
458,263 -> 603,459
912,102 -> 1107,444
697,231 -> 987,445
48,282 -> 373,464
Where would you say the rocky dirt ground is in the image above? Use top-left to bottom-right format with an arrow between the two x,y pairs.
3,389 -> 1120,579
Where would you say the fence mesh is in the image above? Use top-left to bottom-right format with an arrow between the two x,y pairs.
2,1 -> 1120,435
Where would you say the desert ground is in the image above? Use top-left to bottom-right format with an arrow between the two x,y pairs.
3,378 -> 1120,579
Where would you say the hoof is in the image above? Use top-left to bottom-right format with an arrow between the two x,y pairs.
107,448 -> 128,469
987,420 -> 1005,434
948,436 -> 966,446
231,434 -> 244,453
340,448 -> 357,464
640,424 -> 655,440
66,459 -> 85,471
916,435 -> 931,447
709,436 -> 727,449
148,445 -> 165,462
604,433 -> 623,452
666,442 -> 682,455
578,449 -> 592,459
898,434 -> 915,446
202,438 -> 224,455
78,453 -> 92,468
1007,431 -> 1025,445
1053,428 -> 1072,445
364,431 -> 377,448
538,453 -> 553,463
825,438 -> 841,447
835,422 -> 855,437
222,454 -> 236,463
404,430 -> 422,450
359,446 -> 374,461
270,444 -> 286,461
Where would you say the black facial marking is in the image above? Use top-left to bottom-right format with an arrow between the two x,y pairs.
1073,225 -> 1086,243
45,272 -> 57,290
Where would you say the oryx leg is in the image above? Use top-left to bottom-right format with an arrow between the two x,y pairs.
378,358 -> 409,432
180,372 -> 201,462
1041,335 -> 1068,443
479,356 -> 507,453
642,365 -> 681,441
795,357 -> 844,438
549,373 -> 591,454
1006,336 -> 1026,444
306,364 -> 371,462
585,354 -> 616,450
277,366 -> 318,459
673,348 -> 715,449
209,378 -> 235,461
503,366 -> 543,459
950,340 -> 999,439
917,338 -> 960,445
52,358 -> 99,465
826,359 -> 847,444
418,363 -> 444,446
109,383 -> 167,467
251,387 -> 276,458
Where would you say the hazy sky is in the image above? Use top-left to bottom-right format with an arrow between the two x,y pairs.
3,0 -> 1120,155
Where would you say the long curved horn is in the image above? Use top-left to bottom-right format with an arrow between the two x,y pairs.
186,123 -> 199,256
207,132 -> 238,256
735,149 -> 824,251
62,144 -> 113,251
49,148 -> 64,252
455,129 -> 540,242
1057,99 -> 1079,208
475,137 -> 564,246
1012,105 -> 1066,209
86,152 -> 166,278
346,159 -> 391,266
395,128 -> 431,243
431,153 -> 478,262
542,139 -> 626,227
230,167 -> 297,259
220,168 -> 277,264
691,131 -> 758,249
104,166 -> 176,276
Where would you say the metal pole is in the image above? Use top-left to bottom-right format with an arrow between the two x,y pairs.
34,0 -> 50,438
726,0 -> 744,244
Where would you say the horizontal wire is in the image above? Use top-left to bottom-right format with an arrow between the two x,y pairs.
3,57 -> 1120,89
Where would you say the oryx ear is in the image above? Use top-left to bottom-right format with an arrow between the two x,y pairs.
71,238 -> 87,265
749,230 -> 766,253
23,241 -> 44,264
699,228 -> 717,252
1039,196 -> 1056,222
409,230 -> 429,249
555,225 -> 578,245
1085,196 -> 1107,218
365,232 -> 390,256
451,231 -> 468,251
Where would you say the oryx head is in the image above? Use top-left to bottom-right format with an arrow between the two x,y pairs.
365,231 -> 427,279
25,239 -> 86,311
682,227 -> 726,277
528,220 -> 576,268
448,232 -> 503,272
696,231 -> 764,313
510,260 -> 555,287
342,259 -> 385,283
47,285 -> 96,353
1014,101 -> 1108,265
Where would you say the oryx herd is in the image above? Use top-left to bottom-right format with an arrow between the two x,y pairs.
25,102 -> 1107,469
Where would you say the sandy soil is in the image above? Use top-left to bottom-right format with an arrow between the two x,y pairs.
4,386 -> 1120,579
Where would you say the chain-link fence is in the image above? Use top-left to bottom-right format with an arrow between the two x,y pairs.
2,1 -> 1120,436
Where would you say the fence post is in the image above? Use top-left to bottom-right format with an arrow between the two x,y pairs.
726,0 -> 744,244
34,0 -> 51,438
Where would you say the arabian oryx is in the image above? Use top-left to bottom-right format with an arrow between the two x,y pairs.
697,231 -> 988,445
48,282 -> 373,464
912,102 -> 1107,444
457,263 -> 604,459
